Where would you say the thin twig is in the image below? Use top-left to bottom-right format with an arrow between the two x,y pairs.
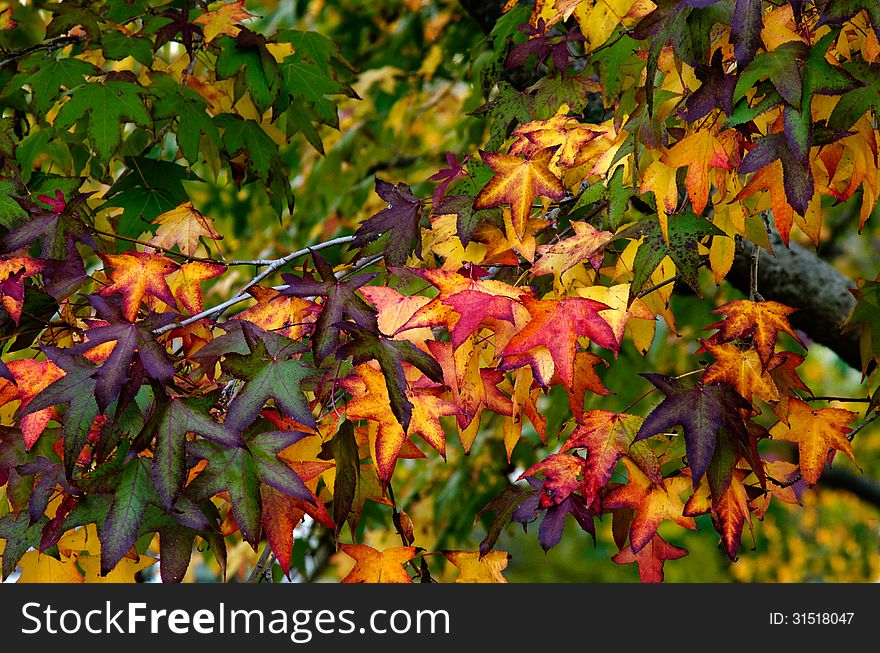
152,234 -> 357,334
246,545 -> 275,583
0,35 -> 85,68
805,396 -> 871,403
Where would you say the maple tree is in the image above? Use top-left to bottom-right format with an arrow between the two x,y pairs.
1,0 -> 880,586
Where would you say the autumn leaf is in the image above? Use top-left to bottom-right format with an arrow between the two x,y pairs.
280,250 -> 378,361
530,221 -> 615,278
169,262 -> 225,315
500,295 -> 616,387
661,128 -> 734,215
338,543 -> 415,583
352,179 -> 423,267
231,285 -> 319,340
561,410 -> 662,505
769,397 -> 857,485
341,363 -> 456,483
440,289 -> 517,349
700,340 -> 781,404
706,300 -> 804,369
0,358 -> 64,449
603,458 -> 697,553
519,453 -> 587,508
0,256 -> 44,324
444,550 -> 509,583
98,252 -> 179,322
149,202 -> 223,257
611,533 -> 688,583
635,374 -> 752,487
194,0 -> 256,42
473,147 -> 564,239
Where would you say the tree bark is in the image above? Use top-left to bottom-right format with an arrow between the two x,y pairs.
727,232 -> 862,372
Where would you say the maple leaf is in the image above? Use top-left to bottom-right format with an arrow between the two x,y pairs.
393,266 -> 527,343
560,351 -> 611,416
336,323 -> 444,434
221,321 -> 316,432
737,135 -> 814,227
444,550 -> 509,583
433,194 -> 499,247
359,285 -> 431,344
0,511 -> 47,579
842,277 -> 880,375
629,214 -> 725,300
73,295 -> 176,411
54,80 -> 151,162
661,129 -> 734,215
682,49 -> 736,123
22,348 -> 99,474
17,551 -> 84,583
731,0 -> 764,69
706,299 -> 804,369
440,289 -> 517,349
193,0 -> 256,42
0,358 -> 65,449
169,262 -> 225,315
512,477 -> 596,552
352,179 -> 423,267
149,202 -> 223,257
519,453 -> 588,508
560,410 -> 662,506
154,5 -> 204,56
100,457 -> 156,576
769,397 -> 857,485
188,430 -> 314,545
530,221 -> 615,278
612,533 -> 688,583
280,250 -> 378,361
2,191 -> 95,261
428,152 -> 468,205
231,286 -> 318,341
603,459 -> 697,553
338,543 -> 415,583
500,295 -> 616,388
341,363 -> 455,483
148,396 -> 240,509
700,340 -> 781,404
0,256 -> 44,324
473,147 -> 564,239
634,374 -> 753,487
98,252 -> 179,322
712,469 -> 752,559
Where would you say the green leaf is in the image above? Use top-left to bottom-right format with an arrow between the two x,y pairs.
101,457 -> 154,575
101,31 -> 154,67
630,213 -> 724,301
215,33 -> 279,114
17,56 -> 97,118
151,75 -> 221,164
213,113 -> 278,182
54,80 -> 151,163
0,511 -> 46,579
149,397 -> 240,509
221,322 -> 316,431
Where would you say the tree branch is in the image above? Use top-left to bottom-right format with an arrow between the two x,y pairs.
820,468 -> 880,511
727,232 -> 861,371
0,35 -> 85,68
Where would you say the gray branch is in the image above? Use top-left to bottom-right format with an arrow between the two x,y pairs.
727,232 -> 861,372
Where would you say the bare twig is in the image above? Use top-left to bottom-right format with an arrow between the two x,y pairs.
0,35 -> 85,68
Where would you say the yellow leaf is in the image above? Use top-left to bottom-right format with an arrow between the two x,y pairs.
17,551 -> 84,583
150,202 -> 223,257
444,550 -> 510,583
77,554 -> 158,583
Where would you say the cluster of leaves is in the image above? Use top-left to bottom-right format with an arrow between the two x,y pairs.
0,0 -> 879,583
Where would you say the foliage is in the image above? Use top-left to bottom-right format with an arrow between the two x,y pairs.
0,0 -> 879,584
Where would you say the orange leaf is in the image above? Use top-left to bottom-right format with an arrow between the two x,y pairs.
473,148 -> 564,239
700,340 -> 780,404
611,533 -> 687,583
231,286 -> 319,340
661,129 -> 733,215
706,299 -> 804,369
769,397 -> 857,485
531,221 -> 614,278
338,543 -> 415,583
500,295 -> 615,388
603,458 -> 697,552
0,359 -> 65,448
193,0 -> 256,42
0,256 -> 44,324
98,252 -> 178,321
169,262 -> 225,314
